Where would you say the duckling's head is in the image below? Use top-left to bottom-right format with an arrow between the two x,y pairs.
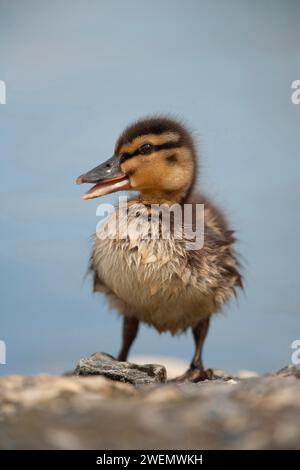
76,116 -> 197,203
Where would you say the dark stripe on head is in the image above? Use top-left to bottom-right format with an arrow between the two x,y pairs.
119,140 -> 182,163
115,115 -> 196,156
165,154 -> 178,164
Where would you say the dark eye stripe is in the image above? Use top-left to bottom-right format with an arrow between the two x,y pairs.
120,141 -> 181,163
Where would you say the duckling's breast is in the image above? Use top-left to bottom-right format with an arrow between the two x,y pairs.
91,202 -> 236,333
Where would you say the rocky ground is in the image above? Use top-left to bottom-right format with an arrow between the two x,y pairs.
0,354 -> 299,450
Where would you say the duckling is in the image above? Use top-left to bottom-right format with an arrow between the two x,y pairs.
76,116 -> 242,382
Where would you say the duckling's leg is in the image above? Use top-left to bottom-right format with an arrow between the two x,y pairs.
117,316 -> 139,362
173,317 -> 214,383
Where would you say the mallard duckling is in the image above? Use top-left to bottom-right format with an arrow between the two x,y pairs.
76,116 -> 242,382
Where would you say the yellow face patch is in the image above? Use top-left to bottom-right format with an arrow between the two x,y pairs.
117,132 -> 180,156
120,146 -> 194,201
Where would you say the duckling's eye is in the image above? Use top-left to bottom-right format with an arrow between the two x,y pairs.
139,143 -> 153,155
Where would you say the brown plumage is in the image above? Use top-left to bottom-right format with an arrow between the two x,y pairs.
76,116 -> 242,382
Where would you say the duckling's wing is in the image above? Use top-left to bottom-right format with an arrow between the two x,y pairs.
185,192 -> 243,294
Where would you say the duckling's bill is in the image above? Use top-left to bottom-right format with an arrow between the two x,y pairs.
80,176 -> 130,200
76,155 -> 131,200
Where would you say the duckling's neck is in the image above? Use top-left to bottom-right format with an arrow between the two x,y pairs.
138,187 -> 192,206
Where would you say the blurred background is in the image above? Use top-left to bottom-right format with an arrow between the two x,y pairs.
0,0 -> 299,375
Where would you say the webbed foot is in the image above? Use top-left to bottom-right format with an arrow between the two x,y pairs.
171,367 -> 215,383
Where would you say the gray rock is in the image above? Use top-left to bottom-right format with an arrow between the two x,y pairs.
0,365 -> 300,450
273,364 -> 300,378
73,352 -> 167,385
